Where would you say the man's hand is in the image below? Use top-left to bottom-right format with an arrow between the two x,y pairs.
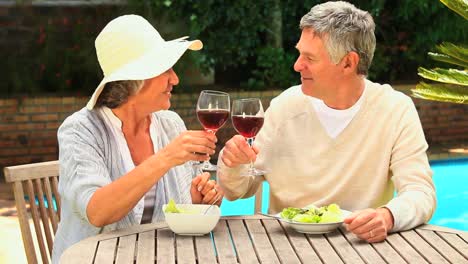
344,208 -> 394,243
190,172 -> 223,205
221,135 -> 259,168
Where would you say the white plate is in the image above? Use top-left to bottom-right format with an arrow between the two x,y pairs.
278,209 -> 353,234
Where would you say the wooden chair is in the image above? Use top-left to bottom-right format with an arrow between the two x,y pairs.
4,161 -> 60,264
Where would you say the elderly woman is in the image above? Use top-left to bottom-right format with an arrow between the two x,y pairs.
52,15 -> 223,262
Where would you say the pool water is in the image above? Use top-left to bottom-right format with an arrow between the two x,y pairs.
220,158 -> 468,231
429,158 -> 468,231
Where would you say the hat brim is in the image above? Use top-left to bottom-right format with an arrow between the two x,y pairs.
86,38 -> 203,110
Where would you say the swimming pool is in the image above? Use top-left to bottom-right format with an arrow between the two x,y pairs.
219,158 -> 468,231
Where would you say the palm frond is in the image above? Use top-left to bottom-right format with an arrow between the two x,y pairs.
412,82 -> 468,104
436,42 -> 468,64
428,52 -> 468,68
440,0 -> 468,20
418,67 -> 468,85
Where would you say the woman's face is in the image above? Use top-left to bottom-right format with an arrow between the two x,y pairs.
136,68 -> 179,112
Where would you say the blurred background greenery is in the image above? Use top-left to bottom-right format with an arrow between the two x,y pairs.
1,0 -> 466,96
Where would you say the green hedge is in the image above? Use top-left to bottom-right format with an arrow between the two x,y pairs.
2,1 -> 466,95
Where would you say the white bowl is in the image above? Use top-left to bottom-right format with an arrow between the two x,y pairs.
278,209 -> 353,234
162,204 -> 221,236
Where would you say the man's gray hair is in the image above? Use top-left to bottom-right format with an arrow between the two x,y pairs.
96,80 -> 144,108
300,1 -> 376,75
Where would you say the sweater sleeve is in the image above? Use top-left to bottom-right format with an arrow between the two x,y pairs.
385,97 -> 436,232
58,118 -> 112,225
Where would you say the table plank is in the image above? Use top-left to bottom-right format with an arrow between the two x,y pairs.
399,230 -> 449,263
136,230 -> 155,264
306,234 -> 344,264
60,239 -> 98,264
338,227 -> 386,264
437,231 -> 468,259
325,230 -> 364,264
415,229 -> 467,264
460,232 -> 468,244
195,233 -> 217,263
157,229 -> 175,263
94,238 -> 117,264
227,220 -> 259,263
245,220 -> 281,263
371,240 -> 407,264
115,234 -> 136,264
385,232 -> 427,263
213,220 -> 237,264
281,222 -> 322,263
263,220 -> 301,263
176,235 -> 196,264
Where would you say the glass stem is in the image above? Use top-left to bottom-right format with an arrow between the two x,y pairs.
247,137 -> 254,170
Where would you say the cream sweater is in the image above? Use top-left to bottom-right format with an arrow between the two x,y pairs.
217,80 -> 436,232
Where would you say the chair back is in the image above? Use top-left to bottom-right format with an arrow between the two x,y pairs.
4,160 -> 60,264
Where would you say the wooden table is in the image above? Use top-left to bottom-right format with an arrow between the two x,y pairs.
61,215 -> 468,263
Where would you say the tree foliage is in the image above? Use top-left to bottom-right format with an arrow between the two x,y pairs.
2,1 -> 467,95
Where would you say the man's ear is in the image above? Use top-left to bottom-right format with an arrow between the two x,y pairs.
342,51 -> 360,74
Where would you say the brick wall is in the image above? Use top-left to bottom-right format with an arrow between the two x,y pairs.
0,86 -> 467,171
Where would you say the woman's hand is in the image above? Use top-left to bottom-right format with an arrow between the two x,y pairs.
191,172 -> 223,205
160,130 -> 217,167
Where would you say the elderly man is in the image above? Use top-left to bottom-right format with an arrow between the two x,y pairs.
217,1 -> 436,243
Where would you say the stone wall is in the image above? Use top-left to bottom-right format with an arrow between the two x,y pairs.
0,86 -> 467,171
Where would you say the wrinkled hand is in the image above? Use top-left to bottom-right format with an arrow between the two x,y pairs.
190,172 -> 223,205
344,208 -> 394,243
160,130 -> 217,167
221,135 -> 259,168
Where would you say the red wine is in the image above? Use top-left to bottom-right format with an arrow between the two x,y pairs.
197,110 -> 230,131
232,115 -> 264,138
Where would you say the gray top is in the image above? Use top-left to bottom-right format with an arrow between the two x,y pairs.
52,107 -> 198,263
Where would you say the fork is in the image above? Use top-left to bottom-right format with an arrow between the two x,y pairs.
257,212 -> 280,219
203,195 -> 222,215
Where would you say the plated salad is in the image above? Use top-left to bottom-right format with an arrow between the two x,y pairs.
280,203 -> 343,223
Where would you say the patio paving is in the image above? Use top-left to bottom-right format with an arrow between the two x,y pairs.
0,143 -> 466,263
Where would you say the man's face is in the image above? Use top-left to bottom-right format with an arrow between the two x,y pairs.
293,28 -> 344,99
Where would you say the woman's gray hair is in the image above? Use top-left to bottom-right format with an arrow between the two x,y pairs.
95,80 -> 144,108
300,1 -> 376,75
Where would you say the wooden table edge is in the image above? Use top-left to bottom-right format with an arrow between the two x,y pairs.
60,216 -> 467,263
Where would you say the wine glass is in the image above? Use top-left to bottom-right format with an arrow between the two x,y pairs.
231,98 -> 265,176
196,90 -> 230,171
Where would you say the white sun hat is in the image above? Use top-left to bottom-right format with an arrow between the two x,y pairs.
86,14 -> 203,110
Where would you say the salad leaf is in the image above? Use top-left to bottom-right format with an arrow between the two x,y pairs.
164,199 -> 181,213
279,203 -> 343,223
292,214 -> 321,223
280,207 -> 307,220
320,211 -> 341,223
327,204 -> 341,214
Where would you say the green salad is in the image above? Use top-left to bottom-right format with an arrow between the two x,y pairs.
280,203 -> 342,223
164,199 -> 198,214
164,199 -> 182,213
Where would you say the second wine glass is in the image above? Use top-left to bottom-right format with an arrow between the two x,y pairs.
231,98 -> 265,176
196,90 -> 230,171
